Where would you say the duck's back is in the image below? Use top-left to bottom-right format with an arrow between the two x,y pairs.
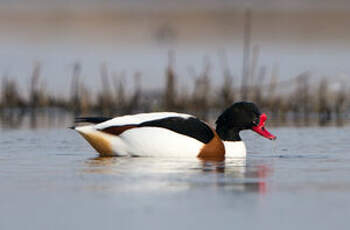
95,112 -> 193,129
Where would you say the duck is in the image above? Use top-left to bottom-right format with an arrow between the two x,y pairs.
72,101 -> 276,158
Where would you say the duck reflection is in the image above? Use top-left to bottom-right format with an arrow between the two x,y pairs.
83,156 -> 120,174
198,158 -> 270,194
83,156 -> 271,194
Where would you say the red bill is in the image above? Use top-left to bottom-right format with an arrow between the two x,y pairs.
251,113 -> 276,140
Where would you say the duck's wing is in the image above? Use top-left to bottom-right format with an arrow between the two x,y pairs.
94,112 -> 194,129
137,116 -> 214,144
95,112 -> 214,144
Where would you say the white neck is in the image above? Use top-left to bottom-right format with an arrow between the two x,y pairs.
224,141 -> 246,158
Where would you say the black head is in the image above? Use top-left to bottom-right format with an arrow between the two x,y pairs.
215,102 -> 276,141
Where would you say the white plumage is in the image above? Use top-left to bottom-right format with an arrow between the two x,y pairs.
119,127 -> 203,157
223,141 -> 246,158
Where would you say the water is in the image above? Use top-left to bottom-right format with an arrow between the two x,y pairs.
0,127 -> 350,230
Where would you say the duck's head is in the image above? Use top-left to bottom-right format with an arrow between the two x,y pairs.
215,102 -> 276,141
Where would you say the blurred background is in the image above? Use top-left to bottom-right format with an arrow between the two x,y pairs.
1,0 -> 350,128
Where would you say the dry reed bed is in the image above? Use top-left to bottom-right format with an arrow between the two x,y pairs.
0,61 -> 349,128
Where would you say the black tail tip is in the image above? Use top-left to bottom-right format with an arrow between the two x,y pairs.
75,117 -> 111,124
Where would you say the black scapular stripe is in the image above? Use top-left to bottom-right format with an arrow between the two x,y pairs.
75,117 -> 112,124
138,117 -> 214,144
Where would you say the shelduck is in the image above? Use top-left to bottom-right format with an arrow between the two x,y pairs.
72,102 -> 276,158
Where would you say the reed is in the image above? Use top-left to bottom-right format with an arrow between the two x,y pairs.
0,59 -> 349,128
164,51 -> 177,110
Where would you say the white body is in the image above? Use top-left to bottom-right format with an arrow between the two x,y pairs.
75,112 -> 247,158
224,141 -> 246,158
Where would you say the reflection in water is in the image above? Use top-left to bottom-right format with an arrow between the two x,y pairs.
83,156 -> 271,194
84,156 -> 119,174
198,159 -> 270,194
0,110 -> 72,129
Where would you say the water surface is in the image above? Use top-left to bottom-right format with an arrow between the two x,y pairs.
0,127 -> 349,230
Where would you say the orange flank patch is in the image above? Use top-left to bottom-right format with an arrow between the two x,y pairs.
198,129 -> 225,160
102,125 -> 137,136
79,131 -> 114,156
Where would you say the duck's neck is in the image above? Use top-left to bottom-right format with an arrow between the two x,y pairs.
216,127 -> 242,142
223,141 -> 246,157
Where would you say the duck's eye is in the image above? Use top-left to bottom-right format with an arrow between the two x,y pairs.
252,117 -> 259,126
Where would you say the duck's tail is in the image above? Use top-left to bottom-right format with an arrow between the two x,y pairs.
72,125 -> 116,156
